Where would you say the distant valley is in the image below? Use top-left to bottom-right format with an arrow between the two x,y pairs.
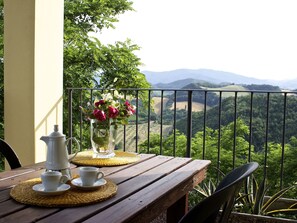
142,69 -> 297,90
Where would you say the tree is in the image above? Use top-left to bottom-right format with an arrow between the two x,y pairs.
64,0 -> 150,91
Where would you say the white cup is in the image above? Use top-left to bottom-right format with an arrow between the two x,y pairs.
41,171 -> 69,191
79,166 -> 104,186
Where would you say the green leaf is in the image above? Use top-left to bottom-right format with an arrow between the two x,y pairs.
266,208 -> 297,216
253,178 -> 266,215
262,184 -> 297,214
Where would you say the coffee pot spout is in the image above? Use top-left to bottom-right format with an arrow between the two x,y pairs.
40,136 -> 49,144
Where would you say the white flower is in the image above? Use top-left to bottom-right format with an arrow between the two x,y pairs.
102,93 -> 113,101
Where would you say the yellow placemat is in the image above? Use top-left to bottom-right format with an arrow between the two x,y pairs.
71,150 -> 140,166
10,178 -> 117,208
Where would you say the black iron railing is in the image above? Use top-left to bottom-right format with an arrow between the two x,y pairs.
67,87 -> 297,194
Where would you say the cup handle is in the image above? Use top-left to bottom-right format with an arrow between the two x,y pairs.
96,172 -> 104,180
60,175 -> 69,184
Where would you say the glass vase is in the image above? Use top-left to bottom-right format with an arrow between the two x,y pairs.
90,119 -> 116,158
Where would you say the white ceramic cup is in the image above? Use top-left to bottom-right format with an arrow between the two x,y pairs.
79,166 -> 104,186
41,171 -> 69,191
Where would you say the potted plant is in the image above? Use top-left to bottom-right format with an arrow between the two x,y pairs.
191,174 -> 297,222
233,175 -> 297,222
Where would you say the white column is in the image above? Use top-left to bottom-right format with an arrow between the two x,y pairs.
4,0 -> 64,167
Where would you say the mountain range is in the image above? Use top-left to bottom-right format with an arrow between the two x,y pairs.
142,69 -> 297,90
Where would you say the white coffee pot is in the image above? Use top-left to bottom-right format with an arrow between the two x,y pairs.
40,125 -> 80,179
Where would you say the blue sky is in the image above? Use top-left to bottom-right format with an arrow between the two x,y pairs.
98,0 -> 297,80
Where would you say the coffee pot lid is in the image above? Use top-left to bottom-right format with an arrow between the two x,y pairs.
48,125 -> 65,138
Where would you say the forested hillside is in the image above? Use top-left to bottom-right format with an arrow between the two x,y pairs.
148,82 -> 292,152
175,94 -> 297,151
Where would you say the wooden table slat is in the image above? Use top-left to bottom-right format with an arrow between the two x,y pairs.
107,155 -> 175,184
0,199 -> 26,218
0,206 -> 59,223
0,169 -> 36,181
0,189 -> 11,202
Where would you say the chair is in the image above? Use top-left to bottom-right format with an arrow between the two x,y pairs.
0,139 -> 22,169
178,162 -> 259,223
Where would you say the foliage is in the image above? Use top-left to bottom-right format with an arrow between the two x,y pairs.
190,168 -> 224,207
243,84 -> 281,91
246,140 -> 297,197
188,177 -> 217,209
63,0 -> 150,90
175,94 -> 297,152
194,177 -> 217,199
237,175 -> 297,219
190,171 -> 297,220
139,130 -> 187,156
140,118 -> 256,173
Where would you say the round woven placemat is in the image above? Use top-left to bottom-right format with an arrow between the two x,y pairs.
71,150 -> 140,166
10,178 -> 117,207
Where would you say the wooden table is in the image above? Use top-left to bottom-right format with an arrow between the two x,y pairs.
0,153 -> 210,223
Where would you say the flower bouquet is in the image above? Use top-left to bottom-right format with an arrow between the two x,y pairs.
80,90 -> 136,158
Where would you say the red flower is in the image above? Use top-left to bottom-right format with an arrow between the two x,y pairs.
93,109 -> 106,121
125,101 -> 136,114
94,100 -> 105,107
108,106 -> 119,118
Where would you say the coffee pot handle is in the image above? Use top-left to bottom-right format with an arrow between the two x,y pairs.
66,137 -> 80,161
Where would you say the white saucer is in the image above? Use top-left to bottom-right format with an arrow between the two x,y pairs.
71,178 -> 107,190
32,183 -> 70,196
